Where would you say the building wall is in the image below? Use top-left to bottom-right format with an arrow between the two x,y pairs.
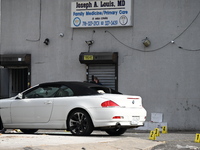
1,0 -> 200,130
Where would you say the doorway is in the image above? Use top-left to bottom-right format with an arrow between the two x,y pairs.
0,54 -> 31,98
11,68 -> 28,96
0,68 -> 9,98
0,68 -> 29,98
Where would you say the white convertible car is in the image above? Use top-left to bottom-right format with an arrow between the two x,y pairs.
0,81 -> 146,136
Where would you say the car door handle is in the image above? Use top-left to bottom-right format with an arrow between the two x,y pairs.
44,101 -> 52,105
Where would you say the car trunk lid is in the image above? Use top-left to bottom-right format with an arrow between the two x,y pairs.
101,94 -> 143,108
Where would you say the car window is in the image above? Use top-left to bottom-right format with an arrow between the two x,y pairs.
23,86 -> 59,99
54,85 -> 74,97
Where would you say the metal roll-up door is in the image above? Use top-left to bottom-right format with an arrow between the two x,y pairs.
88,64 -> 117,90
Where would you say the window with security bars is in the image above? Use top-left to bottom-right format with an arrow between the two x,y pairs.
88,64 -> 118,91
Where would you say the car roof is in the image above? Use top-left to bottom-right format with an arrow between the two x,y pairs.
39,81 -> 102,88
37,81 -> 110,96
38,81 -> 121,95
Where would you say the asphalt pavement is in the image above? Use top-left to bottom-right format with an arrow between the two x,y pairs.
0,129 -> 199,150
128,130 -> 200,150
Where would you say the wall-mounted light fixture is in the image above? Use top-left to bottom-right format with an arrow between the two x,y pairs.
142,37 -> 151,47
85,40 -> 94,46
44,38 -> 50,45
59,33 -> 64,37
85,40 -> 94,52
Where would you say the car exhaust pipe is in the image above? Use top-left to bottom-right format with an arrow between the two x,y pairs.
116,122 -> 121,129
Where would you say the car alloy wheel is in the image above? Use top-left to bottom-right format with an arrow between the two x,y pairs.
67,109 -> 93,136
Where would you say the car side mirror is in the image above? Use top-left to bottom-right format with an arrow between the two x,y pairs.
16,93 -> 23,100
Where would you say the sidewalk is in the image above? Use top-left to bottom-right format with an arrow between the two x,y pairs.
0,130 -> 163,150
0,130 -> 199,150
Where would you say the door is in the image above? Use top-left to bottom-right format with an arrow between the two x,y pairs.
0,68 -> 9,99
11,68 -> 28,97
10,85 -> 56,123
10,98 -> 53,123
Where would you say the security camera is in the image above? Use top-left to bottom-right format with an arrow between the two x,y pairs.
171,40 -> 175,44
59,33 -> 64,37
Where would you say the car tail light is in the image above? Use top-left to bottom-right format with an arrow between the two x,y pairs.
112,116 -> 124,119
101,100 -> 119,107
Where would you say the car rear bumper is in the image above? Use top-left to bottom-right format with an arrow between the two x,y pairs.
88,107 -> 147,128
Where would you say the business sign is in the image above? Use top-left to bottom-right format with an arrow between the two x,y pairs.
71,0 -> 132,28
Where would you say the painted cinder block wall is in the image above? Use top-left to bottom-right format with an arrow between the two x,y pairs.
1,0 -> 200,130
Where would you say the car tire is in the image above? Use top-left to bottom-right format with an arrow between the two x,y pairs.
0,118 -> 5,134
105,128 -> 127,136
20,129 -> 38,134
67,109 -> 94,136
